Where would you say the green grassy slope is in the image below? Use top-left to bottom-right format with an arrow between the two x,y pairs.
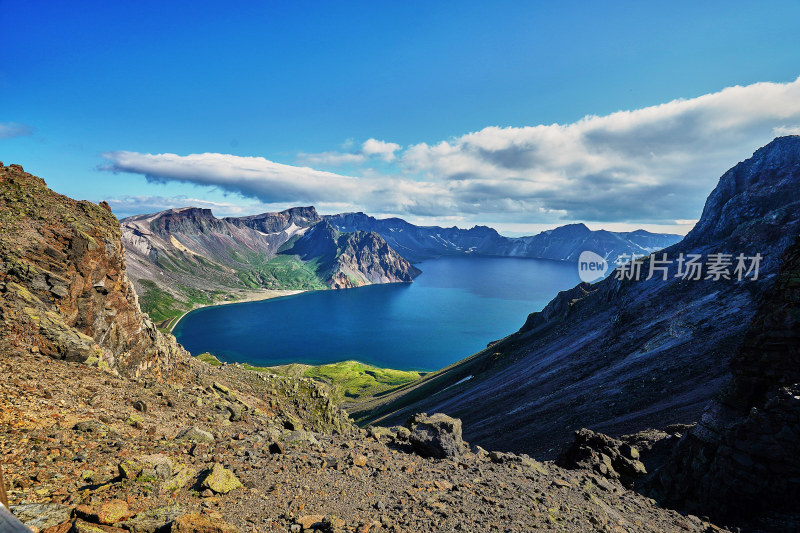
137,254 -> 326,328
194,354 -> 425,410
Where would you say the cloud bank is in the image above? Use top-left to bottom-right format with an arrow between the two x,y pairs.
101,152 -> 363,204
101,77 -> 800,226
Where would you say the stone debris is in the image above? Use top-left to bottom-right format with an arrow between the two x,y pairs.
0,349 -> 729,533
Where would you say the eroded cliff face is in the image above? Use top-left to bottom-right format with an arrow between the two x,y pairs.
285,221 -> 422,289
0,163 -> 187,379
329,230 -> 423,289
652,234 -> 800,527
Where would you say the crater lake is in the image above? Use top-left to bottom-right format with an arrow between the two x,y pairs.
173,256 -> 581,371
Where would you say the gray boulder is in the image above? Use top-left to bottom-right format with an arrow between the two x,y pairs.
406,413 -> 464,459
175,426 -> 214,443
10,503 -> 71,531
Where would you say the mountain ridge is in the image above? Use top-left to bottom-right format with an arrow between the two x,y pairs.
323,211 -> 681,263
121,206 -> 419,326
122,202 -> 677,327
282,219 -> 422,289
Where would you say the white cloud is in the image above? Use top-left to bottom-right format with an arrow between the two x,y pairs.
101,77 -> 800,228
101,151 -> 364,204
774,125 -> 800,136
399,77 -> 800,222
361,138 -> 401,161
299,138 -> 401,166
0,122 -> 33,139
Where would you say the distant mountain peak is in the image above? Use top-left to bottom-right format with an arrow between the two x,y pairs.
548,223 -> 591,235
173,206 -> 213,215
120,204 -> 419,322
227,205 -> 321,235
283,218 -> 420,288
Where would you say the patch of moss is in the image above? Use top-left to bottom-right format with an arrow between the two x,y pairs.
196,353 -> 223,366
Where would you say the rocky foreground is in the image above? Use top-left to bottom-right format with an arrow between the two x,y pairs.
0,350 -> 730,533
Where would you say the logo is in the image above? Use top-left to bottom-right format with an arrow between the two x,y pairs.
578,251 -> 608,283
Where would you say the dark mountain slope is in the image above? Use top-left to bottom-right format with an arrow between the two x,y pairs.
651,233 -> 800,529
356,136 -> 800,459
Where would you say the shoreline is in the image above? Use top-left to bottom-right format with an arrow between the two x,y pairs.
168,288 -> 308,333
168,277 -> 421,333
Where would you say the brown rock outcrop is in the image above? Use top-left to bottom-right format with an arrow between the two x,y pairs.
0,163 -> 188,379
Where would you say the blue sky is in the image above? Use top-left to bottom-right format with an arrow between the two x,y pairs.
2,1 -> 800,235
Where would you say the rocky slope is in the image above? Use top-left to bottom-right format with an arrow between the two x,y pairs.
227,206 -> 321,235
323,213 -> 681,263
0,163 -> 186,379
355,136 -> 800,460
0,162 -> 727,532
121,207 -> 418,326
649,232 -> 800,530
1,350 -> 730,533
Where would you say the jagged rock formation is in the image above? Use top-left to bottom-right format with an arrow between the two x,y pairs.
226,205 -> 321,234
0,163 -> 187,379
356,136 -> 800,459
121,206 -> 419,324
558,428 -> 647,488
651,233 -> 800,529
324,213 -> 681,262
285,220 -> 422,289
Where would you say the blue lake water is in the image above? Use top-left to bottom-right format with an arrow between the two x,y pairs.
173,256 -> 581,371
